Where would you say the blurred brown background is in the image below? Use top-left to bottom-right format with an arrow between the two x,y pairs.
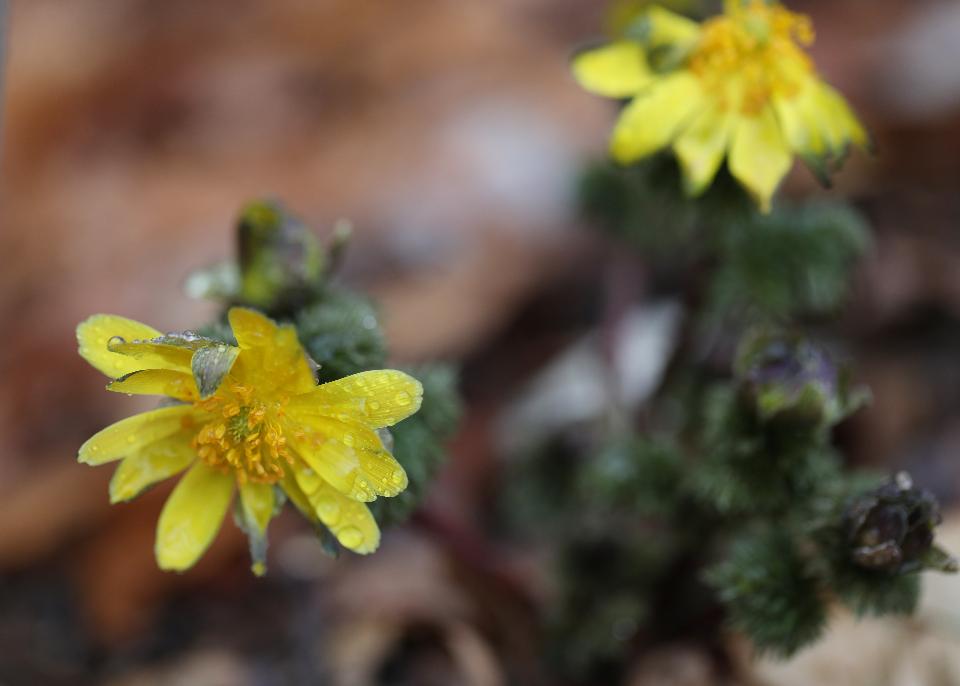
1,0 -> 960,684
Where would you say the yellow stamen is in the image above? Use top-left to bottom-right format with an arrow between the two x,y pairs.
690,0 -> 814,116
191,388 -> 291,484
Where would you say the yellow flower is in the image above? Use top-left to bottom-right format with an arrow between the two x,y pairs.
573,0 -> 868,211
76,307 -> 422,573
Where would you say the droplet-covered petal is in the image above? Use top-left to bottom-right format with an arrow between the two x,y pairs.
155,462 -> 234,571
107,369 -> 199,402
300,370 -> 423,429
572,41 -> 652,98
227,307 -> 316,394
109,434 -> 196,503
78,405 -> 196,465
106,338 -> 195,374
288,417 -> 408,501
610,72 -> 703,164
293,475 -> 381,554
77,315 -> 163,378
728,106 -> 793,212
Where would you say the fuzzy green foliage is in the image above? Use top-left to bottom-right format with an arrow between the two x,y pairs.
579,436 -> 686,518
691,386 -> 843,516
295,288 -> 387,383
580,157 -> 703,255
708,202 -> 869,321
550,535 -> 655,677
499,257 -> 953,675
498,432 -> 588,539
705,529 -> 827,657
580,156 -> 869,330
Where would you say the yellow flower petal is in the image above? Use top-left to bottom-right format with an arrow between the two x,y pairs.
812,82 -> 869,155
642,6 -> 701,47
673,105 -> 734,196
79,405 -> 196,465
155,462 -> 234,572
294,474 -> 381,554
288,417 -> 407,501
228,308 -> 316,394
106,338 -> 194,374
77,314 -> 162,378
238,481 -> 276,576
107,369 -> 199,401
228,307 -> 278,349
610,72 -> 703,164
239,481 -> 276,536
728,107 -> 793,212
572,41 -> 652,98
280,470 -> 318,523
299,370 -> 424,429
109,434 -> 196,503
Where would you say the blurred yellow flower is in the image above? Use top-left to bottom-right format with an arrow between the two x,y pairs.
573,0 -> 868,211
77,308 -> 421,573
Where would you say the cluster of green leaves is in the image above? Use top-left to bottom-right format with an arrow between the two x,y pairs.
497,157 -> 955,679
192,199 -> 460,545
580,156 -> 869,325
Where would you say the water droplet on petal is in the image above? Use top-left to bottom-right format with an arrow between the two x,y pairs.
390,470 -> 405,486
395,391 -> 411,406
317,495 -> 340,524
369,401 -> 381,411
338,526 -> 363,548
343,433 -> 355,447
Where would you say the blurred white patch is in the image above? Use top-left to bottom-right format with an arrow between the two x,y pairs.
442,101 -> 580,235
379,98 -> 582,269
498,301 -> 682,454
883,2 -> 960,119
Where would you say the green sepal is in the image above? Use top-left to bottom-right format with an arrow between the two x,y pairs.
191,344 -> 240,399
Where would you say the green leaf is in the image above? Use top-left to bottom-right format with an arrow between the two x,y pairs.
705,528 -> 827,657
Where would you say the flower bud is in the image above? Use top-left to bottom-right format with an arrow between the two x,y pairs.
735,330 -> 849,427
844,472 -> 957,574
237,199 -> 326,312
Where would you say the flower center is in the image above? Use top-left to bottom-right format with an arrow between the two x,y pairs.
688,0 -> 814,116
193,384 -> 292,484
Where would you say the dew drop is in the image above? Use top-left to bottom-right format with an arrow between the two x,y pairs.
390,470 -> 405,486
369,401 -> 381,411
107,336 -> 126,351
317,495 -> 340,524
395,391 -> 411,406
338,526 -> 363,548
126,435 -> 137,444
343,433 -> 355,447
